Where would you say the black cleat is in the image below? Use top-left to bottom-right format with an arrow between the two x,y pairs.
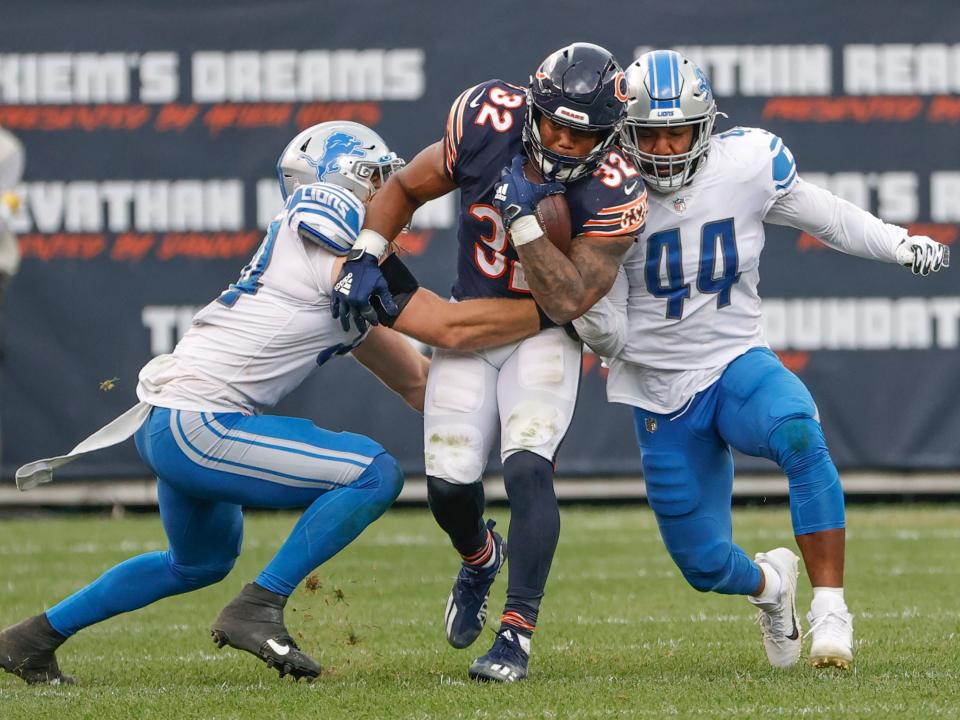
0,614 -> 74,685
211,582 -> 321,681
468,628 -> 530,683
444,519 -> 506,649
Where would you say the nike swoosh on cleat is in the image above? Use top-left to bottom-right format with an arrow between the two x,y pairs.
266,639 -> 291,656
786,613 -> 800,641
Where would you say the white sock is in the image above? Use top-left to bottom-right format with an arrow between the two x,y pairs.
811,586 -> 846,616
750,562 -> 782,604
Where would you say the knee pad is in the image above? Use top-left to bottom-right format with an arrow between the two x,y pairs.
424,423 -> 486,485
502,400 -> 565,458
770,418 -> 845,535
352,453 -> 404,514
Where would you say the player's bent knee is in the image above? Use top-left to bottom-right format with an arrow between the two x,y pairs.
658,516 -> 742,593
769,417 -> 823,465
503,400 -> 565,456
771,419 -> 845,534
427,474 -> 480,508
166,551 -> 237,589
503,453 -> 559,525
676,539 -> 736,593
350,452 -> 404,515
424,423 -> 486,485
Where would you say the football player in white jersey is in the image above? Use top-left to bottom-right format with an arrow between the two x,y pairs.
587,50 -> 948,671
0,122 -> 552,686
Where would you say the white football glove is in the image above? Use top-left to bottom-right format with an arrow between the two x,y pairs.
895,236 -> 950,276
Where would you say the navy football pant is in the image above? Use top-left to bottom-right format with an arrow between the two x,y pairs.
633,347 -> 844,595
46,407 -> 403,637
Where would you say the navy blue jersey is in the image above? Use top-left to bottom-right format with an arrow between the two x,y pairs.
442,79 -> 647,300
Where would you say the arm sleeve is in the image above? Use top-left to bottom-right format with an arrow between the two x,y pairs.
570,266 -> 627,359
764,177 -> 906,264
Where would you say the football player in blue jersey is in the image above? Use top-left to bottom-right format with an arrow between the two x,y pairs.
537,50 -> 948,671
0,122 -> 555,686
337,43 -> 647,682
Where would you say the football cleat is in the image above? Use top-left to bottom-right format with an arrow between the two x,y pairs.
468,628 -> 530,683
749,547 -> 802,669
807,608 -> 854,670
0,613 -> 73,685
211,582 -> 320,681
444,519 -> 506,649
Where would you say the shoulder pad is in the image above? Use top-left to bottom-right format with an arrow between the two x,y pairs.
568,150 -> 648,238
713,126 -> 798,193
283,182 -> 364,255
442,79 -> 526,179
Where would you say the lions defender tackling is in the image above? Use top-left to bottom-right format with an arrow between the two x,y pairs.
333,43 -> 645,681
0,122 -> 549,685
597,51 -> 947,670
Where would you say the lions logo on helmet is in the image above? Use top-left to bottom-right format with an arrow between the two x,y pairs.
277,121 -> 405,203
299,132 -> 366,184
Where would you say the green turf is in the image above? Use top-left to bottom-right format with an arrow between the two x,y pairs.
2,505 -> 959,719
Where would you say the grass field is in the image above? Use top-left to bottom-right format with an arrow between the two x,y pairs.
2,505 -> 959,719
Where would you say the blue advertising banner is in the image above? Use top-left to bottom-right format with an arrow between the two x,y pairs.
1,0 -> 957,479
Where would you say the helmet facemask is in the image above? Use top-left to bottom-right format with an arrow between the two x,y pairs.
522,101 -> 620,183
324,154 -> 406,203
620,111 -> 716,192
522,43 -> 628,183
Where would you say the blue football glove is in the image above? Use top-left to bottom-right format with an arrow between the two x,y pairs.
492,155 -> 564,230
331,250 -> 399,334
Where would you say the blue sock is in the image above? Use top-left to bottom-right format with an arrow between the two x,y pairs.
255,453 -> 403,596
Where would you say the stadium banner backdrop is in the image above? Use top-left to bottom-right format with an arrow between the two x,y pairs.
1,0 -> 958,481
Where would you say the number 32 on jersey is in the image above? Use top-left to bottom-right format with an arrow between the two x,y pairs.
645,217 -> 740,320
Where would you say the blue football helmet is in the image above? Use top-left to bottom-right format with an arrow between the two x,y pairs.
522,43 -> 628,182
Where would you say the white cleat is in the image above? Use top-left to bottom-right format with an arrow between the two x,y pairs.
749,547 -> 802,669
807,608 -> 854,670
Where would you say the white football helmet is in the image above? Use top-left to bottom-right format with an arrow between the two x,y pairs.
620,50 -> 719,192
276,121 -> 404,202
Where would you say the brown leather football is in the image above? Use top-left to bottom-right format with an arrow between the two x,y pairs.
522,162 -> 573,254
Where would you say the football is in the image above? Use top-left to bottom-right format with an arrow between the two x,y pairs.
523,162 -> 573,254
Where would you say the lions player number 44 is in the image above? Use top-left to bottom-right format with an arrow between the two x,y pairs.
645,218 -> 739,320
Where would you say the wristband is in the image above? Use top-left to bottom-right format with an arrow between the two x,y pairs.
510,215 -> 544,247
353,228 -> 389,259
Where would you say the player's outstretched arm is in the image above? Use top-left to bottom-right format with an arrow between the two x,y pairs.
393,289 -> 542,352
765,178 -> 950,275
332,142 -> 458,334
514,233 -> 634,324
351,325 -> 430,413
362,141 -> 458,247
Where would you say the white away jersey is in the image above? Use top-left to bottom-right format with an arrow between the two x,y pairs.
137,182 -> 366,414
607,127 -> 798,413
